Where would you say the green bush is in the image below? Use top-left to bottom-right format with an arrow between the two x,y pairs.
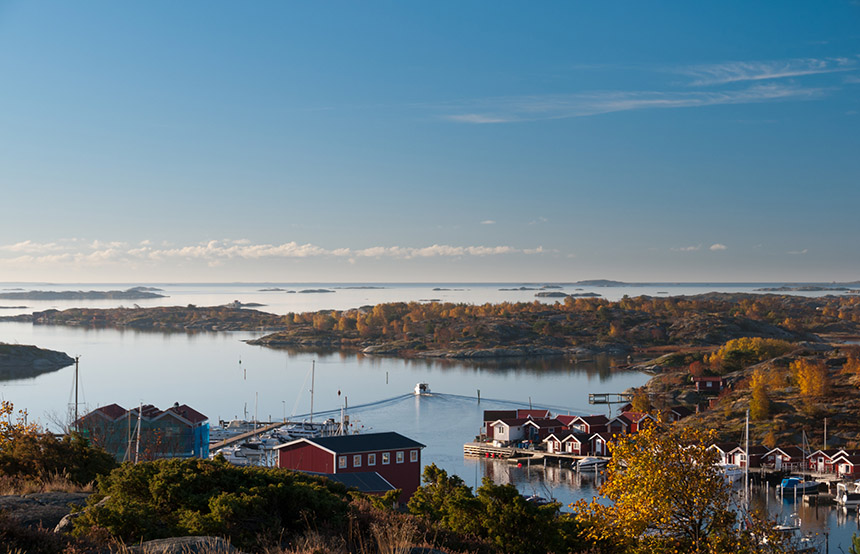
0,432 -> 116,485
72,457 -> 351,550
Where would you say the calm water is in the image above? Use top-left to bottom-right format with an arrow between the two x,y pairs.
1,282 -> 856,551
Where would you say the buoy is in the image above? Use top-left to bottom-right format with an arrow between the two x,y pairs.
517,463 -> 522,468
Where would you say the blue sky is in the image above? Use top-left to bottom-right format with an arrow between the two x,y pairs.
0,1 -> 858,282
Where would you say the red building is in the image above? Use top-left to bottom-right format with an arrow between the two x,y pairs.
275,432 -> 425,503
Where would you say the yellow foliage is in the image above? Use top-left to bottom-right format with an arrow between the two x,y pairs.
790,358 -> 829,397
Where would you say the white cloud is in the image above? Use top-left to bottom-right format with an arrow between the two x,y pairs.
441,83 -> 823,123
481,220 -> 496,225
788,249 -> 809,255
673,245 -> 702,252
709,244 -> 728,251
681,57 -> 856,86
0,239 -> 545,268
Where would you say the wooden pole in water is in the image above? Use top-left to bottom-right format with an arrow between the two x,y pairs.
310,360 -> 315,424
477,389 -> 480,403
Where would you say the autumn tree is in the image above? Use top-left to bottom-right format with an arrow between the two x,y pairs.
575,425 -> 789,554
790,358 -> 829,398
749,369 -> 771,421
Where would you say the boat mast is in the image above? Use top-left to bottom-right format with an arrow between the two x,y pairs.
73,355 -> 80,432
310,360 -> 315,424
134,402 -> 142,464
744,409 -> 749,507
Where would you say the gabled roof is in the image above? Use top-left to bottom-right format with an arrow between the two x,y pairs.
275,432 -> 425,455
833,455 -> 860,465
806,449 -> 844,460
728,445 -> 768,456
590,432 -> 613,442
579,415 -> 610,425
167,404 -> 208,424
306,471 -> 396,493
524,418 -> 564,429
764,446 -> 805,459
543,430 -> 590,443
483,410 -> 517,422
517,409 -> 552,420
693,376 -> 725,382
490,418 -> 532,428
710,442 -> 740,454
93,403 -> 127,420
555,415 -> 578,426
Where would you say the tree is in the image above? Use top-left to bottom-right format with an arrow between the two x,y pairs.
749,369 -> 771,421
790,359 -> 829,398
574,425 -> 789,553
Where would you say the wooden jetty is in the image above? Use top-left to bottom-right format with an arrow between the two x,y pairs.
209,421 -> 286,450
463,442 -> 609,466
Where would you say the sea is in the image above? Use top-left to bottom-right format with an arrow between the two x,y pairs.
1,281 -> 857,551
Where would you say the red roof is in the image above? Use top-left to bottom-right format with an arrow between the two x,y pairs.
555,414 -> 578,426
517,409 -> 551,419
524,418 -> 563,429
94,403 -> 127,420
168,404 -> 208,424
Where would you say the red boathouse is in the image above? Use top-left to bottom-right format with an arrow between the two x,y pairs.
275,431 -> 425,503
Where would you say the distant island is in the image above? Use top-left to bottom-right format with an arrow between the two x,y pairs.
0,343 -> 75,381
755,285 -> 859,292
298,289 -> 335,294
0,287 -> 166,300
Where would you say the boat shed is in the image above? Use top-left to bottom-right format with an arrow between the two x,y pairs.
275,432 -> 425,503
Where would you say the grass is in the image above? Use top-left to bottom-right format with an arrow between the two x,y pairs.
0,472 -> 93,495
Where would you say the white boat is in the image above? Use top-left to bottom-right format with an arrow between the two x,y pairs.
718,463 -> 745,483
837,481 -> 860,508
414,382 -> 431,395
576,456 -> 608,470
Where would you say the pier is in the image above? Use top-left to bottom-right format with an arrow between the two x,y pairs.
463,442 -> 609,466
209,421 -> 287,450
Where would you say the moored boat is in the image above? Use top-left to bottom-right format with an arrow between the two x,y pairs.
836,481 -> 860,508
414,382 -> 431,395
777,476 -> 820,496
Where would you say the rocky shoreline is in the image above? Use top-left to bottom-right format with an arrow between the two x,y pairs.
0,343 -> 75,380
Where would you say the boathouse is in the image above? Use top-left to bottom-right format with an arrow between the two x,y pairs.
483,410 -> 517,439
76,402 -> 209,462
762,446 -> 805,471
274,432 -> 425,502
543,431 -> 590,455
565,415 -> 609,435
590,432 -> 612,456
834,455 -> 860,478
488,418 -> 531,445
692,376 -> 726,393
709,443 -> 739,466
728,445 -> 768,468
523,418 -> 565,442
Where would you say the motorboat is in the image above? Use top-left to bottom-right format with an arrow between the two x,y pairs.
718,463 -> 745,483
777,476 -> 820,496
414,382 -> 431,395
836,481 -> 860,508
770,513 -> 820,553
576,456 -> 608,470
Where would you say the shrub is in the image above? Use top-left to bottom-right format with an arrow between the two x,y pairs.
73,457 -> 351,550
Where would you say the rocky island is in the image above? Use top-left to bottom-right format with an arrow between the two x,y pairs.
0,343 -> 75,380
0,287 -> 166,300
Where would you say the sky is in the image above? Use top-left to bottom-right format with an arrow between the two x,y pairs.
0,1 -> 858,283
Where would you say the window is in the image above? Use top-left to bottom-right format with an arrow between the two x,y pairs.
338,456 -> 347,469
368,453 -> 376,466
410,450 -> 418,463
382,452 -> 390,465
496,424 -> 504,434
353,454 -> 362,467
396,451 -> 404,464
